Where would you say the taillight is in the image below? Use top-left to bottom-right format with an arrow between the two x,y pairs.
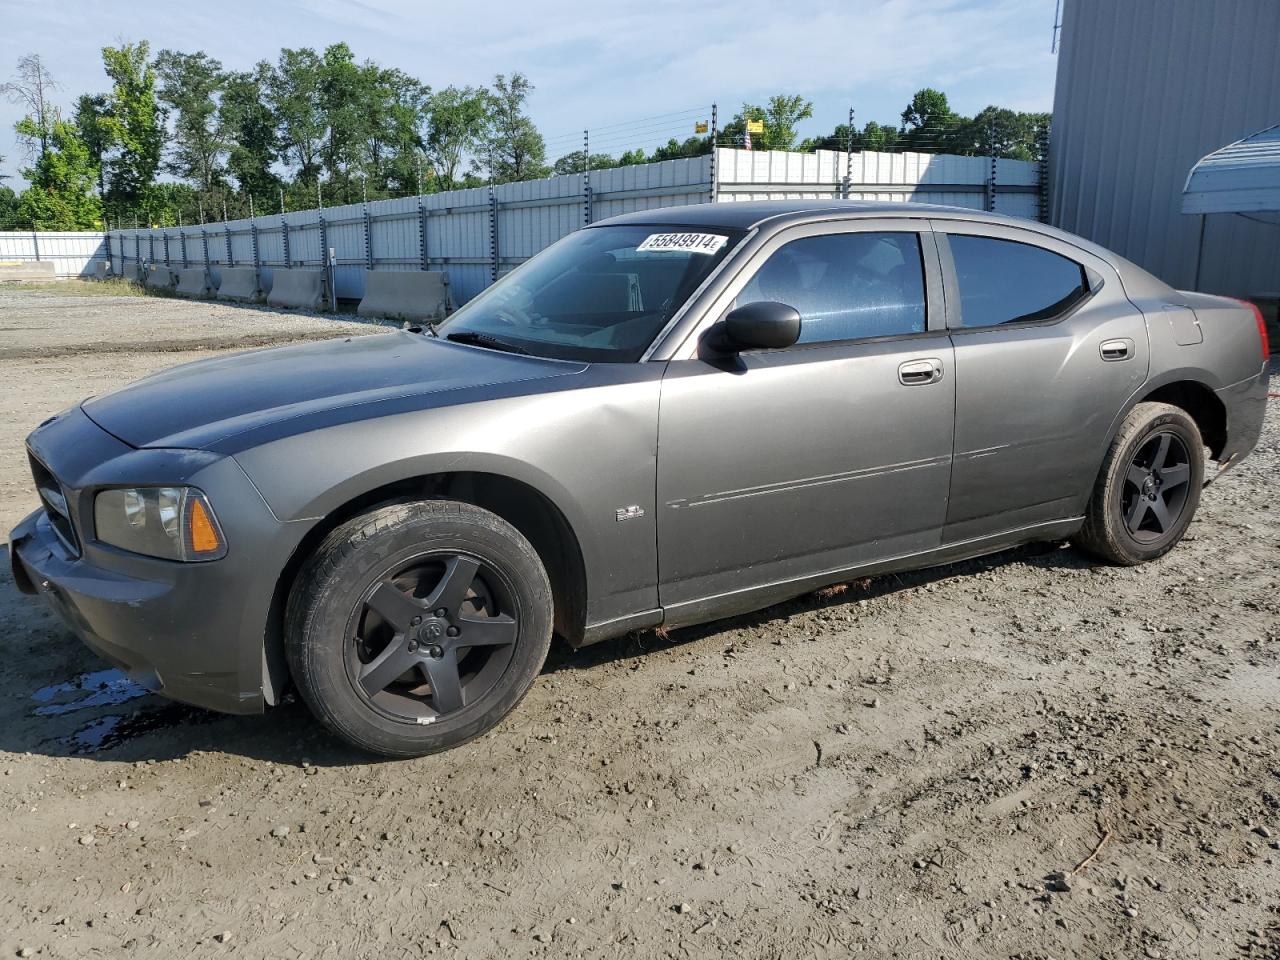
1239,299 -> 1269,359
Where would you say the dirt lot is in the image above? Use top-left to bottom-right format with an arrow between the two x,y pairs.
0,284 -> 1277,960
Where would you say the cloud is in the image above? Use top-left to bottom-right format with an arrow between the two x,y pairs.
0,0 -> 1056,183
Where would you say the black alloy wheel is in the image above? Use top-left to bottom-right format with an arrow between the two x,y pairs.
1120,431 -> 1193,544
345,552 -> 519,723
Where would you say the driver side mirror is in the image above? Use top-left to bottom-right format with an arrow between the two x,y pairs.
711,301 -> 802,353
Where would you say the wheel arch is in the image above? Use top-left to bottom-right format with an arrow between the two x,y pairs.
261,470 -> 588,705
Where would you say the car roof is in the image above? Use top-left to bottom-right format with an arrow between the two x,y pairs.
596,198 -> 1009,231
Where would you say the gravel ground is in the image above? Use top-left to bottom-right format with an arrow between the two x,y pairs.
0,286 -> 1277,960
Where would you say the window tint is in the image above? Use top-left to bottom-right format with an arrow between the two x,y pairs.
736,232 -> 926,344
949,235 -> 1088,327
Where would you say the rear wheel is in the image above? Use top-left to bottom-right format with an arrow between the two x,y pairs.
1074,402 -> 1204,565
286,500 -> 552,757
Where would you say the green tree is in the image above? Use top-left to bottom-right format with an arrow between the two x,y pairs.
268,47 -> 326,184
551,150 -> 618,176
73,93 -> 112,195
722,94 -> 814,151
100,41 -> 163,220
425,85 -> 488,190
14,117 -> 102,229
2,54 -> 60,160
155,49 -> 226,193
220,64 -> 280,208
484,73 -> 547,183
954,105 -> 1051,161
0,184 -> 19,228
899,87 -> 962,152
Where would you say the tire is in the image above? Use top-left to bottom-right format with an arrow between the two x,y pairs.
1073,402 -> 1204,566
285,500 -> 553,757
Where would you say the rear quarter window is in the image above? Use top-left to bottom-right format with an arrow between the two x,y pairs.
949,234 -> 1089,328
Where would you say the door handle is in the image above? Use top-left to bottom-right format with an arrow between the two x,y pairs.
1099,338 -> 1134,362
898,358 -> 944,386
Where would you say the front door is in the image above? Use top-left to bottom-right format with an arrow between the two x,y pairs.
656,222 -> 956,619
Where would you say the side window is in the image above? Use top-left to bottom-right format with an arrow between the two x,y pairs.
736,232 -> 927,344
948,235 -> 1089,328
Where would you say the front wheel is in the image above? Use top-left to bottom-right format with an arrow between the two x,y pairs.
1073,402 -> 1204,566
285,500 -> 553,757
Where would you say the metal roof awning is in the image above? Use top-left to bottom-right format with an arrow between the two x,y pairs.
1182,123 -> 1280,214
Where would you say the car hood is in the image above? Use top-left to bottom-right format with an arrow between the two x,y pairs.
81,331 -> 585,450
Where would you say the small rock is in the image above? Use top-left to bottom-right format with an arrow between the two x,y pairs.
1252,825 -> 1273,839
1124,907 -> 1138,918
270,826 -> 290,838
78,835 -> 95,846
214,930 -> 232,943
125,821 -> 140,831
18,948 -> 35,958
676,902 -> 692,914
1046,871 -> 1072,893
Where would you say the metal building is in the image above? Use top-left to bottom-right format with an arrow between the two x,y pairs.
1048,0 -> 1280,298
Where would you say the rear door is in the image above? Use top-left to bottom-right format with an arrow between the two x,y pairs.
935,221 -> 1150,543
655,219 -> 956,616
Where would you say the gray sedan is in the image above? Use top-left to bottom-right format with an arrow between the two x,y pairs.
9,201 -> 1270,756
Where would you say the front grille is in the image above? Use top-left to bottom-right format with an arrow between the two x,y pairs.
29,453 -> 80,555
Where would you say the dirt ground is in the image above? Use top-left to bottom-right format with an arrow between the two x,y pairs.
0,284 -> 1276,960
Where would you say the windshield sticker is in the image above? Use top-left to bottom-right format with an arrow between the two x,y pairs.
636,232 -> 729,255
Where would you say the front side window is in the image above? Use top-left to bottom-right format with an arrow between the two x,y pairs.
438,224 -> 743,362
948,234 -> 1089,328
734,232 -> 927,345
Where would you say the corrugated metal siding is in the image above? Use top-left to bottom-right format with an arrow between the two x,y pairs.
1182,123 -> 1280,214
0,232 -> 107,277
1049,0 -> 1280,295
105,148 -> 1039,306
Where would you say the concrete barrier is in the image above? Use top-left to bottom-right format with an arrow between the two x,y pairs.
93,260 -> 110,281
144,265 -> 178,290
217,267 -> 265,303
357,270 -> 452,322
0,260 -> 57,282
175,267 -> 215,298
266,268 -> 325,311
122,263 -> 141,284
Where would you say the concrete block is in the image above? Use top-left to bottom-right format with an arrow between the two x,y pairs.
122,263 -> 141,284
144,264 -> 179,290
217,267 -> 265,303
175,267 -> 215,299
93,260 -> 110,281
0,260 -> 56,283
357,269 -> 452,322
266,268 -> 325,311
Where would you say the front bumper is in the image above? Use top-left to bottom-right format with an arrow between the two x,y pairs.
8,406 -> 301,716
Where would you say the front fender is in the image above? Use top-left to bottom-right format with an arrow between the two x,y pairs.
232,372 -> 664,627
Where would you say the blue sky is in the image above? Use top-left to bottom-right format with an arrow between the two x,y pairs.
0,0 -> 1060,186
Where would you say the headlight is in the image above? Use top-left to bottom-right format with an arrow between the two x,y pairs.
94,487 -> 227,561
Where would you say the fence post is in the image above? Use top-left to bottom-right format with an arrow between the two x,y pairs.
180,230 -> 188,268
162,231 -> 171,266
583,129 -> 592,227
281,214 -> 291,267
488,186 -> 499,283
709,103 -> 718,204
224,224 -> 233,267
843,107 -> 855,199
31,230 -> 40,263
250,222 -> 260,270
318,213 -> 333,309
362,202 -> 373,271
1035,122 -> 1050,223
986,119 -> 997,213
417,198 -> 429,271
201,227 -> 210,267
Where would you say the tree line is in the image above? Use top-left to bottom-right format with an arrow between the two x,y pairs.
0,43 -> 1049,232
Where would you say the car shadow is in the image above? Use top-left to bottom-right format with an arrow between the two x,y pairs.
0,538 -> 1096,767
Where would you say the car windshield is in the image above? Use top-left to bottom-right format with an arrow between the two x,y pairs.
436,224 -> 744,362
